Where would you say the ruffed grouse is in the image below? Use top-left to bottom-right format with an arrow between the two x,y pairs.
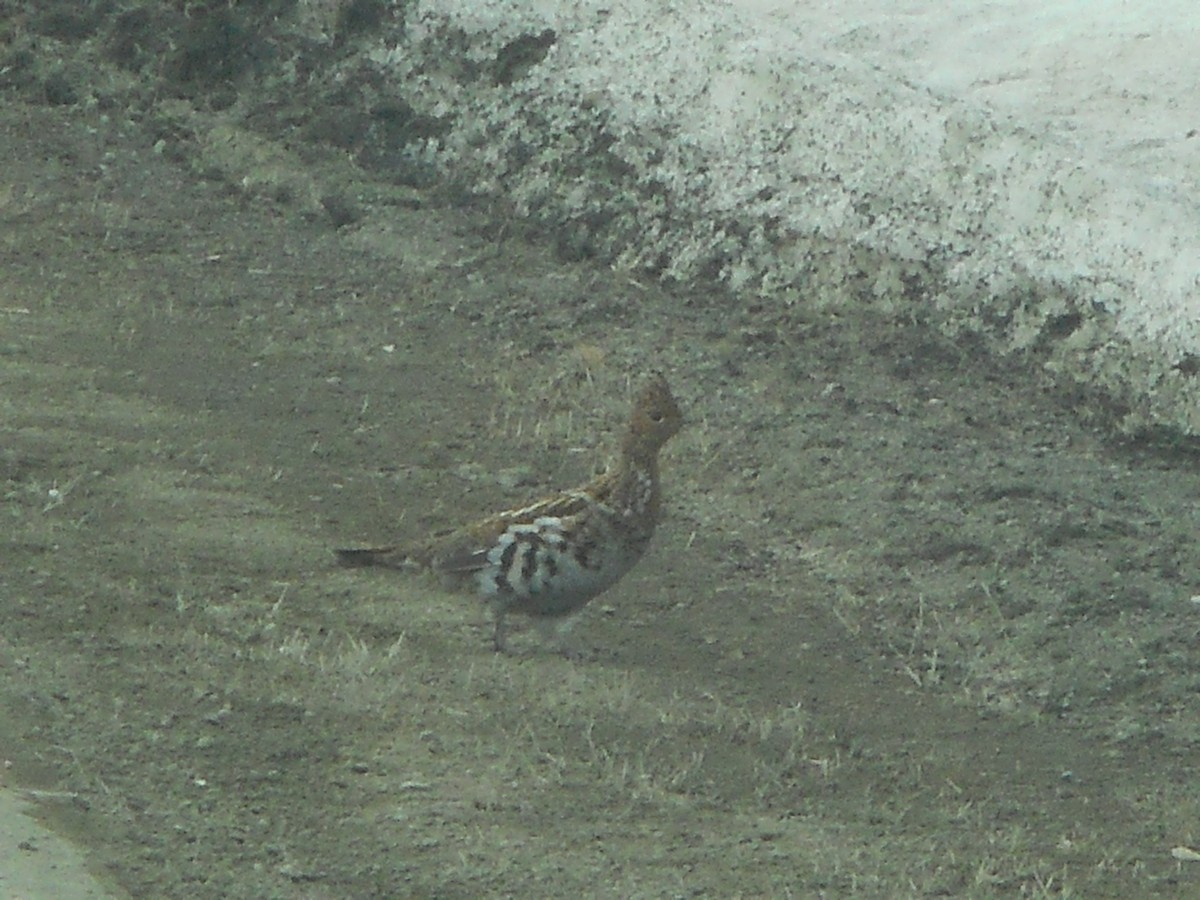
336,373 -> 683,653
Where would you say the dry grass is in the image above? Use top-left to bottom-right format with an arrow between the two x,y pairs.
1,80 -> 1197,898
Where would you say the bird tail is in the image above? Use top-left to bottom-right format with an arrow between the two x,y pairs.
335,546 -> 418,570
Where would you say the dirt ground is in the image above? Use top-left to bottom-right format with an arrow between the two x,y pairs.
2,6 -> 1199,898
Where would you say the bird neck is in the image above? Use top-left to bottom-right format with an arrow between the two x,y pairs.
608,450 -> 660,523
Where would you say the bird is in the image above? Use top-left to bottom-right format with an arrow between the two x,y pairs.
336,373 -> 684,654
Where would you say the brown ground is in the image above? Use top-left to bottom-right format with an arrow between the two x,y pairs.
2,6 -> 1199,898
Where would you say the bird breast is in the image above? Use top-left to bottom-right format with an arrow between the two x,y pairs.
478,515 -> 647,616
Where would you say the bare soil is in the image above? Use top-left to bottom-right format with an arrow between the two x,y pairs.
2,5 -> 1198,897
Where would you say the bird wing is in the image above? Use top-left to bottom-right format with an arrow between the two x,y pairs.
425,477 -> 614,574
338,470 -> 617,575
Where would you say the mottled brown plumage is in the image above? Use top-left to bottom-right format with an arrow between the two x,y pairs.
337,374 -> 683,653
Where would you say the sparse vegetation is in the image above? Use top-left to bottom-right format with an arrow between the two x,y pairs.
1,3 -> 1198,897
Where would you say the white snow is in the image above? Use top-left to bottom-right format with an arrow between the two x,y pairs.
386,0 -> 1200,433
739,1 -> 1200,195
729,0 -> 1200,417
